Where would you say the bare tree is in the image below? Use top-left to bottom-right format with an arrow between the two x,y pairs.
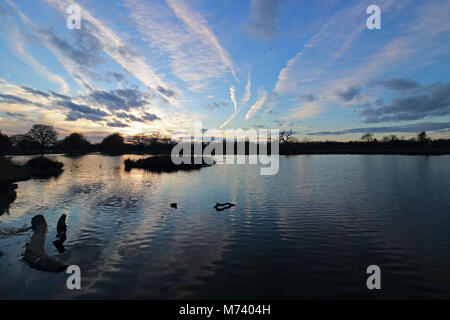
361,133 -> 375,143
279,129 -> 295,144
27,124 -> 57,156
149,131 -> 170,144
129,133 -> 150,146
382,135 -> 399,143
149,131 -> 162,144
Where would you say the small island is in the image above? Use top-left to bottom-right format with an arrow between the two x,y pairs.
124,156 -> 214,173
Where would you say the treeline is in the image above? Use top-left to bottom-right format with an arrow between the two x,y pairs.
278,130 -> 450,155
0,124 -> 174,156
1,125 -> 450,156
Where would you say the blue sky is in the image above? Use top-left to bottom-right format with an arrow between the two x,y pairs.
0,0 -> 449,141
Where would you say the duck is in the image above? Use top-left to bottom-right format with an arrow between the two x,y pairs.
170,203 -> 178,209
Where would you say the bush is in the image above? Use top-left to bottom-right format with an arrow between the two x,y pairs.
26,157 -> 63,170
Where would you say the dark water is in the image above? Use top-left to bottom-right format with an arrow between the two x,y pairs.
1,154 -> 450,299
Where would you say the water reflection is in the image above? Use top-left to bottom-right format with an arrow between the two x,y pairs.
0,154 -> 450,299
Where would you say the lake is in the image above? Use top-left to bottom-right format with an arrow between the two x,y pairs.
1,154 -> 450,299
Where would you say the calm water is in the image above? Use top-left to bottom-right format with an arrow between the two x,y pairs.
1,154 -> 450,299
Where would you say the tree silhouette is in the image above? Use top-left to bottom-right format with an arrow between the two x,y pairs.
0,131 -> 12,155
63,133 -> 90,154
27,124 -> 57,156
382,135 -> 399,143
279,129 -> 295,144
100,133 -> 125,154
129,133 -> 150,146
417,131 -> 430,143
361,133 -> 375,142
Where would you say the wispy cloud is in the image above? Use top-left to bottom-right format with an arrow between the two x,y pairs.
272,0 -> 450,123
273,0 -> 376,95
41,0 -> 178,105
125,0 -> 237,90
203,101 -> 229,110
229,86 -> 237,113
165,0 -> 237,82
220,110 -> 238,129
8,25 -> 70,93
220,74 -> 253,127
241,72 -> 252,105
245,88 -> 267,120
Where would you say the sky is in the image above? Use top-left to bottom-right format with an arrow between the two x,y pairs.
0,0 -> 449,142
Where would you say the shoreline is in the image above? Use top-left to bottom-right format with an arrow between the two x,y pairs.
4,149 -> 450,157
0,157 -> 63,214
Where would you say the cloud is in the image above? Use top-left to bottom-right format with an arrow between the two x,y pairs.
373,78 -> 419,92
156,86 -> 176,98
58,100 -> 108,117
286,99 -> 323,119
203,101 -> 229,110
142,112 -> 160,122
115,111 -> 160,123
165,0 -> 237,81
41,0 -> 178,105
360,81 -> 450,123
220,80 -> 253,128
116,112 -> 140,122
106,72 -> 126,83
229,86 -> 238,113
241,72 -> 252,105
247,0 -> 286,39
336,86 -> 362,102
0,93 -> 42,106
21,86 -> 50,98
271,0 -> 410,118
66,111 -> 104,122
220,87 -> 239,128
5,112 -> 27,121
86,89 -> 150,111
309,122 -> 450,135
0,78 -> 164,129
124,0 -> 237,89
7,24 -> 71,93
245,88 -> 268,119
38,28 -> 104,68
301,94 -> 319,102
48,90 -> 70,100
273,1 -> 378,94
107,120 -> 129,128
